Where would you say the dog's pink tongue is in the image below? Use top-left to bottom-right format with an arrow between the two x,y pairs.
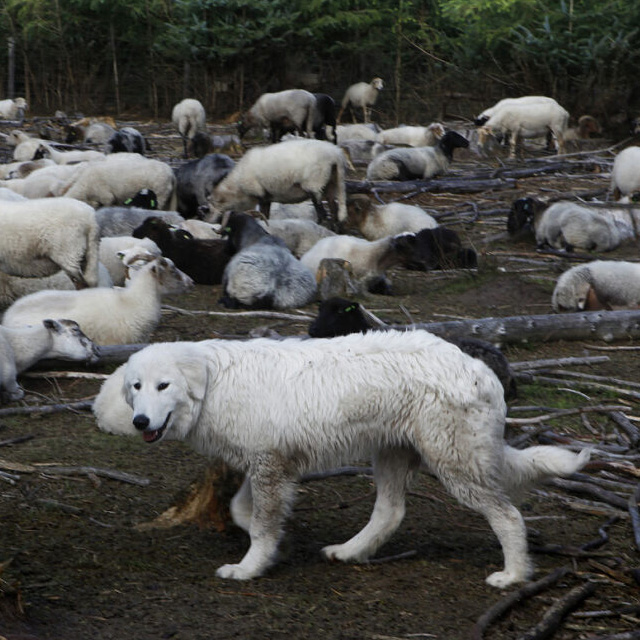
142,430 -> 157,443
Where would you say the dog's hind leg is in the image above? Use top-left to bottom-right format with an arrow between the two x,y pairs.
321,446 -> 419,563
230,476 -> 253,533
216,456 -> 296,580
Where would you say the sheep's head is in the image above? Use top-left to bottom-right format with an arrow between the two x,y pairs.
309,298 -> 371,338
438,130 -> 470,160
371,77 -> 384,91
578,115 -> 601,137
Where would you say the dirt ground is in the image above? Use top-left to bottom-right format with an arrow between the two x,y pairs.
1,119 -> 640,640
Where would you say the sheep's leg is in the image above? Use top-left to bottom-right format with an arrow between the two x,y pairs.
310,193 -> 330,225
258,199 -> 272,219
216,457 -> 296,580
321,446 -> 419,563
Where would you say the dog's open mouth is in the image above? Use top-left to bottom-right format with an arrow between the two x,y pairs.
142,412 -> 171,443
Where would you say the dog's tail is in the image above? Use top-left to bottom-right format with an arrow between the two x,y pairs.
503,445 -> 591,495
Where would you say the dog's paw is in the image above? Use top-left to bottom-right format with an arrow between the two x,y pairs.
321,544 -> 366,563
486,570 -> 524,589
216,563 -> 257,580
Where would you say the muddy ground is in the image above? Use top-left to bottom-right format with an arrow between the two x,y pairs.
1,119 -> 640,640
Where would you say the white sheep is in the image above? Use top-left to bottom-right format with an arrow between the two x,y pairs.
0,97 -> 27,121
95,206 -> 184,237
0,162 -> 84,199
378,122 -> 445,147
366,130 -> 469,181
65,119 -> 116,145
0,319 -> 97,403
262,219 -> 336,258
343,194 -> 438,240
37,142 -> 105,164
211,138 -> 347,223
335,123 -> 381,141
99,236 -> 161,285
338,78 -> 384,123
552,260 -> 640,311
478,99 -> 569,158
0,187 -> 26,201
0,197 -> 100,287
2,253 -> 193,345
474,96 -> 559,126
238,89 -> 316,143
60,153 -> 176,209
172,98 -> 207,158
0,158 -> 54,180
270,201 -> 318,222
611,146 -> 640,200
6,130 -> 51,162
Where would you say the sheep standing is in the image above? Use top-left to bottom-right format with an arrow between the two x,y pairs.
211,138 -> 347,224
0,319 -> 97,403
366,130 -> 469,181
611,146 -> 640,200
0,97 -> 27,122
2,253 -> 193,345
312,93 -> 338,143
238,89 -> 316,143
474,96 -> 558,126
552,261 -> 640,311
0,197 -> 100,287
338,78 -> 384,124
172,98 -> 207,158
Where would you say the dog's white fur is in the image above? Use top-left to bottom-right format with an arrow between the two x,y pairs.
93,330 -> 590,587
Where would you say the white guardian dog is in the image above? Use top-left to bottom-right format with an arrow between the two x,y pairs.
94,330 -> 590,587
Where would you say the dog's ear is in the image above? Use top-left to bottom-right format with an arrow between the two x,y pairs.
177,356 -> 209,402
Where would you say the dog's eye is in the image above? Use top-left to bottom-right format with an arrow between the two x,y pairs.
133,382 -> 141,390
157,382 -> 169,391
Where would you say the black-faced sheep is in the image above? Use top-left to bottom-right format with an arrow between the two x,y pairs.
366,130 -> 469,181
211,139 -> 347,224
107,127 -> 147,154
611,146 -> 640,200
172,98 -> 207,158
0,197 -> 100,287
0,319 -> 97,403
338,78 -> 384,124
238,89 -> 316,143
174,153 -> 235,219
220,212 -> 317,310
552,260 -> 640,312
2,253 -> 193,345
132,216 -> 233,285
401,227 -> 478,271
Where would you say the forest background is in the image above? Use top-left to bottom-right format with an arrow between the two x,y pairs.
1,0 -> 639,131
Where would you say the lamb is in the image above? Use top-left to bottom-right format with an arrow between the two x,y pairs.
337,77 -> 384,123
300,232 -> 418,294
2,253 -> 193,345
0,197 -> 100,287
366,130 -> 469,181
378,122 -> 445,147
99,236 -> 161,285
308,297 -> 516,399
107,127 -> 147,154
0,97 -> 27,122
95,205 -> 184,237
174,153 -> 235,219
211,138 -> 347,224
610,146 -> 640,200
477,99 -> 569,158
0,319 -> 97,403
35,142 -> 106,164
261,219 -> 336,258
60,153 -> 176,209
220,212 -> 317,309
552,261 -> 640,311
133,216 -> 232,285
508,197 -> 640,252
172,98 -> 207,158
237,89 -> 316,143
342,194 -> 438,240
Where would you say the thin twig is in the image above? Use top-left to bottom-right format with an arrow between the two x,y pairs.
0,400 -> 93,417
162,304 -> 314,322
506,405 -> 630,426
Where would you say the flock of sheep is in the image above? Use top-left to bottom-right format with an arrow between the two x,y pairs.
0,84 -> 639,404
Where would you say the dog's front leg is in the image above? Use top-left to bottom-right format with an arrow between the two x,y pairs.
216,455 -> 296,580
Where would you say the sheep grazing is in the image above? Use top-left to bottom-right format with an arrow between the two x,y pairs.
107,127 -> 147,154
0,197 -> 100,287
552,260 -> 640,312
474,96 -> 559,127
237,89 -> 316,143
174,153 -> 235,219
172,98 -> 207,158
307,297 -> 516,399
188,132 -> 242,159
366,130 -> 469,181
378,122 -> 445,147
611,146 -> 640,200
402,227 -> 478,271
133,216 -> 232,285
0,319 -> 97,403
2,253 -> 193,345
343,194 -> 438,240
300,232 -> 419,295
211,138 -> 347,224
508,196 -> 640,252
262,219 -> 336,258
564,115 -> 602,141
338,77 -> 384,124
220,212 -> 317,309
60,153 -> 176,209
477,98 -> 569,158
0,97 -> 27,122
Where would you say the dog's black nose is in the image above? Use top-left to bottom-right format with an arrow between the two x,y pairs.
133,414 -> 150,431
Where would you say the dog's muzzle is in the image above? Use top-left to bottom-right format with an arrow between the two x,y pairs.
132,412 -> 171,443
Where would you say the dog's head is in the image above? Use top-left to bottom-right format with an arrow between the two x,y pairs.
123,343 -> 209,444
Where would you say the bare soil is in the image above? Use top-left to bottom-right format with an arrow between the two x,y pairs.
1,120 -> 639,640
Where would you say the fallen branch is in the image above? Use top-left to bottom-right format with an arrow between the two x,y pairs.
628,483 -> 640,553
0,400 -> 93,417
546,478 -> 631,510
162,304 -> 314,322
506,405 -> 629,426
510,356 -> 610,371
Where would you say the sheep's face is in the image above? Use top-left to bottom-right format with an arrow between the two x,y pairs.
371,77 -> 384,91
552,280 -> 591,312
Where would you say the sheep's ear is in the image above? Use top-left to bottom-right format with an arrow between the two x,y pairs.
42,318 -> 60,332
